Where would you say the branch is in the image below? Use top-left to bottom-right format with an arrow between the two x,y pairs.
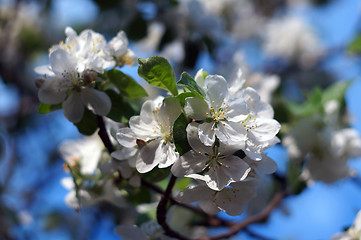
96,115 -> 114,153
157,175 -> 190,240
199,191 -> 285,240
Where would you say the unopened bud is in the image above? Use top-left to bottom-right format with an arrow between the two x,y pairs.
83,70 -> 97,84
35,78 -> 45,88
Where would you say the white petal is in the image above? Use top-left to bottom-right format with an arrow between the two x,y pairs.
171,150 -> 208,177
34,65 -> 55,76
226,99 -> 249,122
158,143 -> 179,168
199,199 -> 220,215
129,116 -> 158,140
255,101 -> 274,119
243,155 -> 277,174
176,184 -> 212,203
50,49 -> 77,75
139,99 -> 159,124
158,97 -> 182,125
115,225 -> 147,240
38,77 -> 68,104
240,87 -> 261,111
81,87 -> 111,116
184,97 -> 209,120
250,118 -> 281,141
111,148 -> 138,161
62,92 -> 84,123
215,122 -> 247,146
116,128 -> 137,148
206,155 -> 251,191
186,122 -> 212,154
136,140 -> 161,173
198,122 -> 216,146
205,75 -> 229,107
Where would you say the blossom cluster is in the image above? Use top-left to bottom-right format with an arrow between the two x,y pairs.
35,27 -> 136,122
113,70 -> 281,215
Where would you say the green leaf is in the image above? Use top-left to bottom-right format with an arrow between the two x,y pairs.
38,103 -> 62,114
143,167 -> 171,182
348,34 -> 361,55
286,87 -> 322,117
173,113 -> 192,156
74,109 -> 98,135
107,69 -> 148,99
321,80 -> 352,105
166,92 -> 195,107
138,56 -> 178,96
177,72 -> 205,98
126,185 -> 152,205
105,90 -> 137,123
287,160 -> 307,195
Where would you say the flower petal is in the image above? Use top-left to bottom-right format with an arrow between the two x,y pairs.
186,122 -> 212,154
81,87 -> 111,116
62,92 -> 84,123
184,97 -> 209,120
116,128 -> 137,148
198,122 -> 216,146
205,75 -> 229,107
136,140 -> 161,173
115,225 -> 147,240
111,147 -> 138,161
171,150 -> 208,177
158,143 -> 179,168
50,49 -> 77,75
158,97 -> 182,125
250,118 -> 281,141
38,77 -> 68,104
215,121 -> 247,147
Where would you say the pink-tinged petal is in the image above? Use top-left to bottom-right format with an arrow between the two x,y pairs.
198,122 -> 216,146
116,128 -> 137,148
215,121 -> 247,147
250,118 -> 281,141
62,92 -> 84,123
81,87 -> 111,116
186,122 -> 212,154
184,97 -> 209,120
38,77 -> 68,104
171,150 -> 208,177
205,75 -> 229,107
50,49 -> 77,75
136,140 -> 161,173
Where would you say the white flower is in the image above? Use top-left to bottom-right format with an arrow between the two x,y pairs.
123,97 -> 181,173
37,49 -> 111,122
333,210 -> 361,240
108,30 -> 137,66
176,178 -> 259,216
59,135 -> 104,175
185,74 -> 249,146
50,27 -> 115,73
263,16 -> 323,67
171,122 -> 251,191
61,178 -> 126,209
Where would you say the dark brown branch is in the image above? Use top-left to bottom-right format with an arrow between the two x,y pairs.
96,115 -> 114,153
199,191 -> 285,240
156,175 -> 190,240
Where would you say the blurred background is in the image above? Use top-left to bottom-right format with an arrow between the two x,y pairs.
1,0 -> 361,239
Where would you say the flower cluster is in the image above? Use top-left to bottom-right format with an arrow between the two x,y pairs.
35,27 -> 136,122
113,71 -> 280,215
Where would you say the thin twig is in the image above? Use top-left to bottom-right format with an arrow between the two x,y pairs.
96,115 -> 114,153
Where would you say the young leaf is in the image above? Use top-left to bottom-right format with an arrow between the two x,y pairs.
177,72 -> 205,98
321,80 -> 352,105
173,113 -> 192,156
105,90 -> 137,123
74,109 -> 98,135
38,103 -> 62,114
348,34 -> 361,55
107,69 -> 148,99
138,56 -> 178,96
